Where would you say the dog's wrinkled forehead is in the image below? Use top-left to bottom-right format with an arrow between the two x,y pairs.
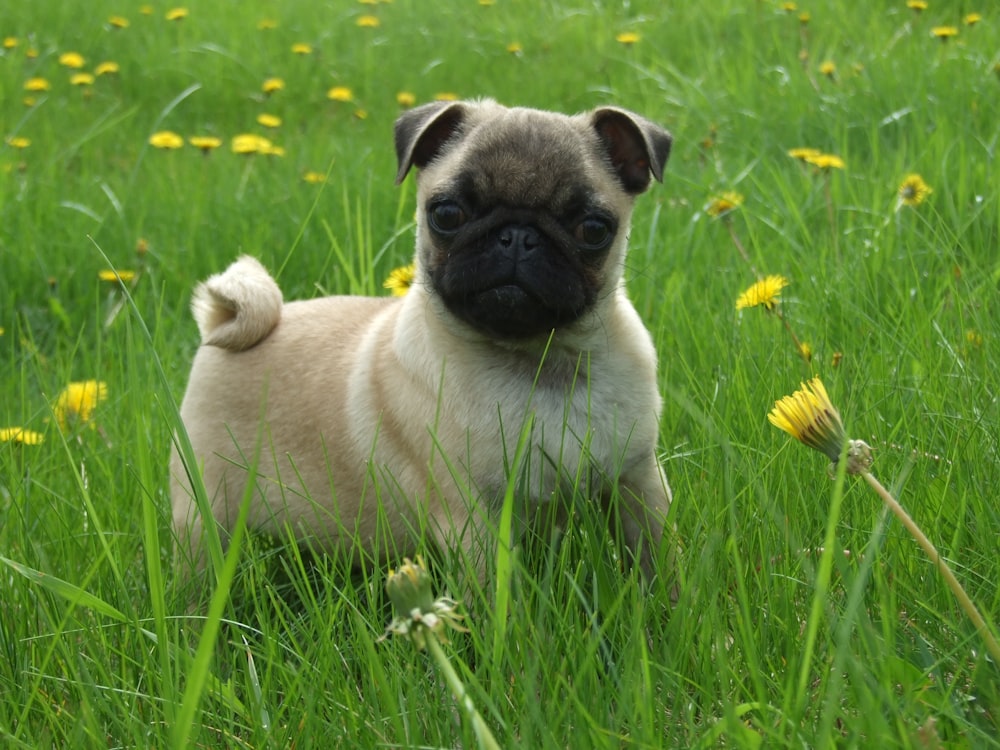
446,112 -> 603,212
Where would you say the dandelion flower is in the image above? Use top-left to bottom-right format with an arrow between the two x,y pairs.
327,86 -> 353,102
6,136 -> 30,149
262,77 -> 285,94
768,377 -> 850,465
898,174 -> 932,207
302,171 -> 326,184
396,91 -> 416,107
383,557 -> 466,649
256,113 -> 282,128
71,73 -> 95,86
819,61 -> 836,77
58,51 -> 85,69
231,134 -> 272,154
94,61 -> 119,76
781,2 -> 797,10
616,32 -> 640,45
798,341 -> 813,363
706,191 -> 744,218
787,147 -> 821,161
189,135 -> 222,153
291,42 -> 313,55
434,92 -> 459,101
356,15 -> 380,27
3,37 -> 17,49
54,380 -> 108,432
24,77 -> 51,92
149,131 -> 184,149
506,41 -> 523,54
108,15 -> 129,28
0,427 -> 44,445
964,13 -> 982,26
803,153 -> 845,170
257,18 -> 278,30
906,0 -> 927,11
384,263 -> 416,296
931,26 -> 958,40
736,274 -> 788,311
166,7 -> 189,21
98,269 -> 136,283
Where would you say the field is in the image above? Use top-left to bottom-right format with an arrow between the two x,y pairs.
2,1 -> 999,747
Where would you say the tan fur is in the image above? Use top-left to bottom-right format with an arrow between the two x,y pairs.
171,101 -> 673,586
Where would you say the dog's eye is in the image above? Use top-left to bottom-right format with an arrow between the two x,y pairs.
575,217 -> 614,249
428,201 -> 466,233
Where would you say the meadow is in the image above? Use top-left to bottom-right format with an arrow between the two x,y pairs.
2,0 -> 999,747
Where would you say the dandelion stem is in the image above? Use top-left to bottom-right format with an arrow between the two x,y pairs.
823,173 -> 839,262
726,220 -> 758,277
424,633 -> 501,750
860,470 -> 1000,666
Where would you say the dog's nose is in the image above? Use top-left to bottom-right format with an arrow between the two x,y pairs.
497,225 -> 540,257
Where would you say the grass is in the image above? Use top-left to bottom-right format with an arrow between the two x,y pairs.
2,0 -> 999,747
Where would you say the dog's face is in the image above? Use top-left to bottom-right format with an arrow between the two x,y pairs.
395,100 -> 672,339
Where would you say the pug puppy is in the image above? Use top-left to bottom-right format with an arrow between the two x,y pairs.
170,99 -> 673,587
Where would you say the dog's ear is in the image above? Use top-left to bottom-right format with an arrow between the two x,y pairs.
394,101 -> 468,184
591,107 -> 672,194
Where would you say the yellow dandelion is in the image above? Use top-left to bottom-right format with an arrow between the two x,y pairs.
736,274 -> 789,311
257,113 -> 282,128
302,171 -> 326,184
140,5 -> 154,14
819,61 -> 836,77
327,86 -> 353,102
6,136 -> 30,149
25,47 -> 38,59
906,0 -> 927,10
257,18 -> 279,30
108,15 -> 129,28
3,37 -> 17,49
149,131 -> 184,149
803,153 -> 845,170
53,380 -> 108,433
94,61 -> 119,76
291,42 -> 313,55
98,269 -> 137,283
24,77 -> 51,92
384,263 -> 416,296
232,133 -> 272,154
189,135 -> 222,152
768,377 -> 847,464
964,13 -> 982,26
506,41 -> 523,54
262,77 -> 285,94
787,147 -> 821,161
898,174 -> 932,207
70,73 -> 95,86
799,12 -> 811,24
396,91 -> 416,107
781,2 -> 797,10
616,31 -> 640,45
706,191 -> 745,218
166,7 -> 189,21
931,26 -> 958,40
356,15 -> 380,27
0,427 -> 44,446
434,92 -> 459,101
59,51 -> 85,69
797,341 -> 813,363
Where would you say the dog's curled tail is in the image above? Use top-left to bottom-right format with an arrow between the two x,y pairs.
191,255 -> 283,351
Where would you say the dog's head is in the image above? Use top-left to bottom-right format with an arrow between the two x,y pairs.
395,100 -> 671,340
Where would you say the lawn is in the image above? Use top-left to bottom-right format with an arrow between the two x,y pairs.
1,1 -> 998,747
